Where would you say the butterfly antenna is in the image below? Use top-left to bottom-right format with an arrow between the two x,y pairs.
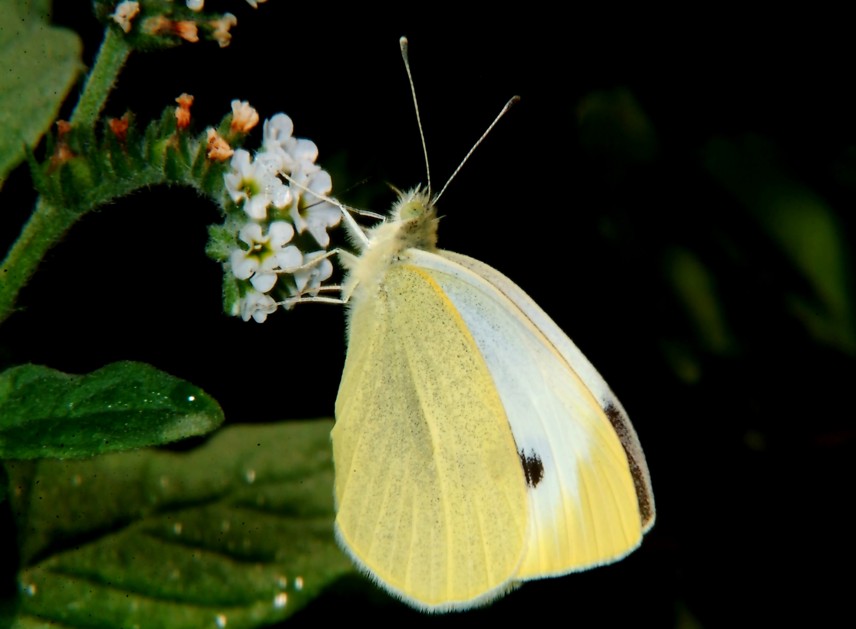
434,95 -> 520,203
400,36 -> 432,196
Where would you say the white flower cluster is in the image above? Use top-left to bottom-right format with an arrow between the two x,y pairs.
222,113 -> 341,322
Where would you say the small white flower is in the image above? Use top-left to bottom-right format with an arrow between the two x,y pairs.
255,153 -> 293,209
240,290 -> 277,323
267,221 -> 296,249
288,169 -> 341,247
253,238 -> 302,293
186,0 -> 204,11
249,263 -> 278,292
224,150 -> 291,220
230,222 -> 302,293
262,114 -> 321,176
262,113 -> 292,146
230,224 -> 264,280
294,251 -> 334,295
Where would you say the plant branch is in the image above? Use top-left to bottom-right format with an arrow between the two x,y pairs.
0,28 -> 133,324
0,198 -> 78,324
70,28 -> 131,128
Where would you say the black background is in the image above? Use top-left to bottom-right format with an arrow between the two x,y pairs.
3,4 -> 855,626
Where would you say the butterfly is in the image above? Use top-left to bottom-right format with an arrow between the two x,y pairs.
331,190 -> 655,611
328,38 -> 654,612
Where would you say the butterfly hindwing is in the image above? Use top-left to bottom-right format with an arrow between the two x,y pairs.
333,261 -> 529,611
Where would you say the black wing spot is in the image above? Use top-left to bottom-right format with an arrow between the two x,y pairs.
603,402 -> 655,526
519,449 -> 544,488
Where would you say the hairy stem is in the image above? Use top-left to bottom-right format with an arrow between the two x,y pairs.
71,28 -> 131,127
0,199 -> 78,324
0,28 -> 132,324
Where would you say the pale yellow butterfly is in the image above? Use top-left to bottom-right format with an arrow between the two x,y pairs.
330,38 -> 655,612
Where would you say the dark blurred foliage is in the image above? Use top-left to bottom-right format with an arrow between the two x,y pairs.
1,4 -> 854,627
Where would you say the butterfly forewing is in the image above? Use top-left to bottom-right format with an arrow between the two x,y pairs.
412,249 -> 652,578
438,250 -> 656,534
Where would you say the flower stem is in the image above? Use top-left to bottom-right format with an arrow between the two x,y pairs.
0,28 -> 131,324
0,199 -> 78,324
71,27 -> 131,128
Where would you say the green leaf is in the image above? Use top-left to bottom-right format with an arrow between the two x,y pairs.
11,1 -> 51,23
0,3 -> 84,189
705,135 -> 856,353
7,420 -> 351,628
665,247 -> 736,356
0,362 -> 224,459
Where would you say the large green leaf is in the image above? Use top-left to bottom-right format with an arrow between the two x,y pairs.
705,135 -> 856,353
0,362 -> 224,459
6,420 -> 350,628
0,2 -> 83,188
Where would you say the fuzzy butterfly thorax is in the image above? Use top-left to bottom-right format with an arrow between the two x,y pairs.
341,188 -> 439,308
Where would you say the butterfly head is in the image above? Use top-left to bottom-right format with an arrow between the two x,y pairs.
393,187 -> 434,220
389,187 -> 439,252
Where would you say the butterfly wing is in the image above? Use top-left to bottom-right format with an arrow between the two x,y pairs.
333,261 -> 530,611
413,249 -> 655,580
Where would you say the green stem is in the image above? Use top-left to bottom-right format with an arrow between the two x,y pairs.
0,28 -> 132,324
70,28 -> 131,128
0,199 -> 78,324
